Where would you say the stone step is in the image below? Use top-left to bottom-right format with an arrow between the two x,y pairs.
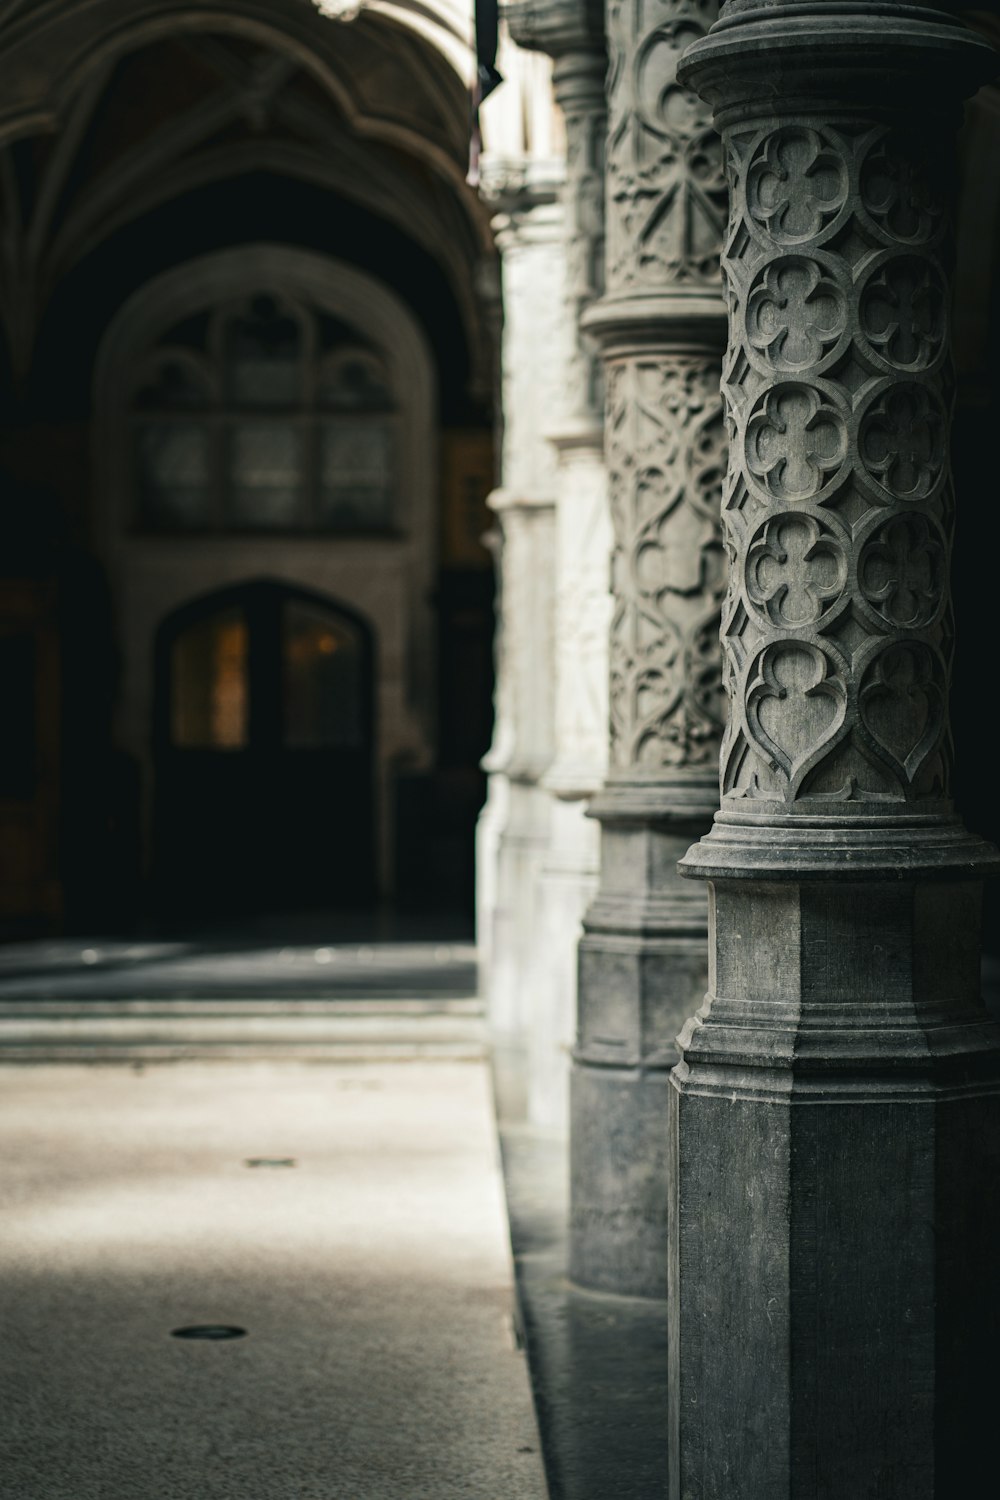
0,997 -> 486,1062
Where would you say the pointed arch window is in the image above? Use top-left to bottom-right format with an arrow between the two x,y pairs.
131,292 -> 398,534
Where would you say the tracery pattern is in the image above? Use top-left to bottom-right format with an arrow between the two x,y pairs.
603,0 -> 727,775
607,354 -> 727,768
718,121 -> 955,807
606,0 -> 726,291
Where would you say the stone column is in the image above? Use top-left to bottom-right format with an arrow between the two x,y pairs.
670,5 -> 1000,1494
477,169 -> 565,1095
506,0 -> 613,1134
570,0 -> 728,1293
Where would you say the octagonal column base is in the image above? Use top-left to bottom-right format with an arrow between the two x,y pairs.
668,876 -> 1000,1498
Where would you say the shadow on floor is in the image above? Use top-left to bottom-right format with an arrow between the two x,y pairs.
494,1058 -> 669,1500
0,906 -> 476,1001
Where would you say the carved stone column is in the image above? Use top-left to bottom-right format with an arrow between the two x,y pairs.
506,0 -> 613,1133
570,0 -> 728,1293
476,169 -> 565,1090
670,5 -> 1000,1493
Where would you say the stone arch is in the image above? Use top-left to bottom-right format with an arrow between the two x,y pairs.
0,1 -> 495,390
0,0 -> 477,196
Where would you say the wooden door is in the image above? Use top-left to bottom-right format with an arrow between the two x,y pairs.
153,580 -> 374,919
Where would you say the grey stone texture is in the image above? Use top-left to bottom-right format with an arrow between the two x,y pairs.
571,0 -> 728,1296
672,3 -> 1000,1493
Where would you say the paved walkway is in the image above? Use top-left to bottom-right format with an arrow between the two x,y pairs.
0,939 -> 483,1061
0,1060 -> 547,1499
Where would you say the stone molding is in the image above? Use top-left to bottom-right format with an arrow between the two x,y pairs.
506,0 -> 604,56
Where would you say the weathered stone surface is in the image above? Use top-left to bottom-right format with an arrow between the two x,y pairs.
671,4 -> 1000,1492
570,0 -> 728,1296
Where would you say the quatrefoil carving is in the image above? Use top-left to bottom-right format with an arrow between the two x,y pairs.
860,384 -> 945,501
747,127 -> 849,245
747,256 -> 847,372
860,256 -> 947,372
860,134 -> 945,245
746,513 -> 847,627
859,514 -> 944,629
746,383 -> 848,502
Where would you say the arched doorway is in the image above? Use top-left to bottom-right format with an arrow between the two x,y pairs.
153,579 -> 374,918
94,245 -> 440,910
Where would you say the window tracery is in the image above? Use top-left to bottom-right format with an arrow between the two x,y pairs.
131,291 -> 399,534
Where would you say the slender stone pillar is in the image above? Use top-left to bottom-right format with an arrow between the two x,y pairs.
570,0 -> 728,1293
506,1 -> 613,1133
477,174 -> 564,1092
670,6 -> 1000,1493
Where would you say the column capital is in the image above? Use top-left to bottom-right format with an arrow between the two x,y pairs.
504,0 -> 605,60
478,156 -> 566,219
678,1 -> 996,127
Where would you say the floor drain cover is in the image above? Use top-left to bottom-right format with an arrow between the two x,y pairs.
171,1326 -> 247,1341
245,1158 -> 296,1168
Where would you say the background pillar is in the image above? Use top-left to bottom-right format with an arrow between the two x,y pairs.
671,5 -> 1000,1493
507,0 -> 612,1134
477,168 -> 565,1096
570,0 -> 728,1295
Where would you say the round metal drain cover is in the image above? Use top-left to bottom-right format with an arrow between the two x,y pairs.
171,1325 -> 247,1341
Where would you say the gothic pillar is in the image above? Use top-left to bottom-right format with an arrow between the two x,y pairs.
477,169 -> 565,1090
570,0 -> 728,1293
506,0 -> 613,1133
670,5 -> 1000,1493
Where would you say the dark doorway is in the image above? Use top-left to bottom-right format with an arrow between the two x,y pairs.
153,579 -> 374,920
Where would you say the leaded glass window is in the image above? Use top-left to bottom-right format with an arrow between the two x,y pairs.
131,293 -> 398,534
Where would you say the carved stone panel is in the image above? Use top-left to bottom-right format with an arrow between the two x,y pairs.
605,0 -> 726,296
606,352 -> 727,772
717,120 -> 958,815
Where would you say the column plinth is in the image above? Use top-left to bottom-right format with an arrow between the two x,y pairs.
570,0 -> 728,1296
670,5 -> 1000,1492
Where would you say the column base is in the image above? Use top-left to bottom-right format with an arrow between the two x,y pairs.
569,1059 -> 672,1295
528,797 -> 599,1134
486,779 -> 553,1083
669,875 -> 1000,1498
570,809 -> 712,1297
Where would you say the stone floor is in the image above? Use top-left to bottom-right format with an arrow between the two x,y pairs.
0,937 -> 482,1061
0,1059 -> 547,1500
5,930 -> 998,1499
494,1060 -> 669,1500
